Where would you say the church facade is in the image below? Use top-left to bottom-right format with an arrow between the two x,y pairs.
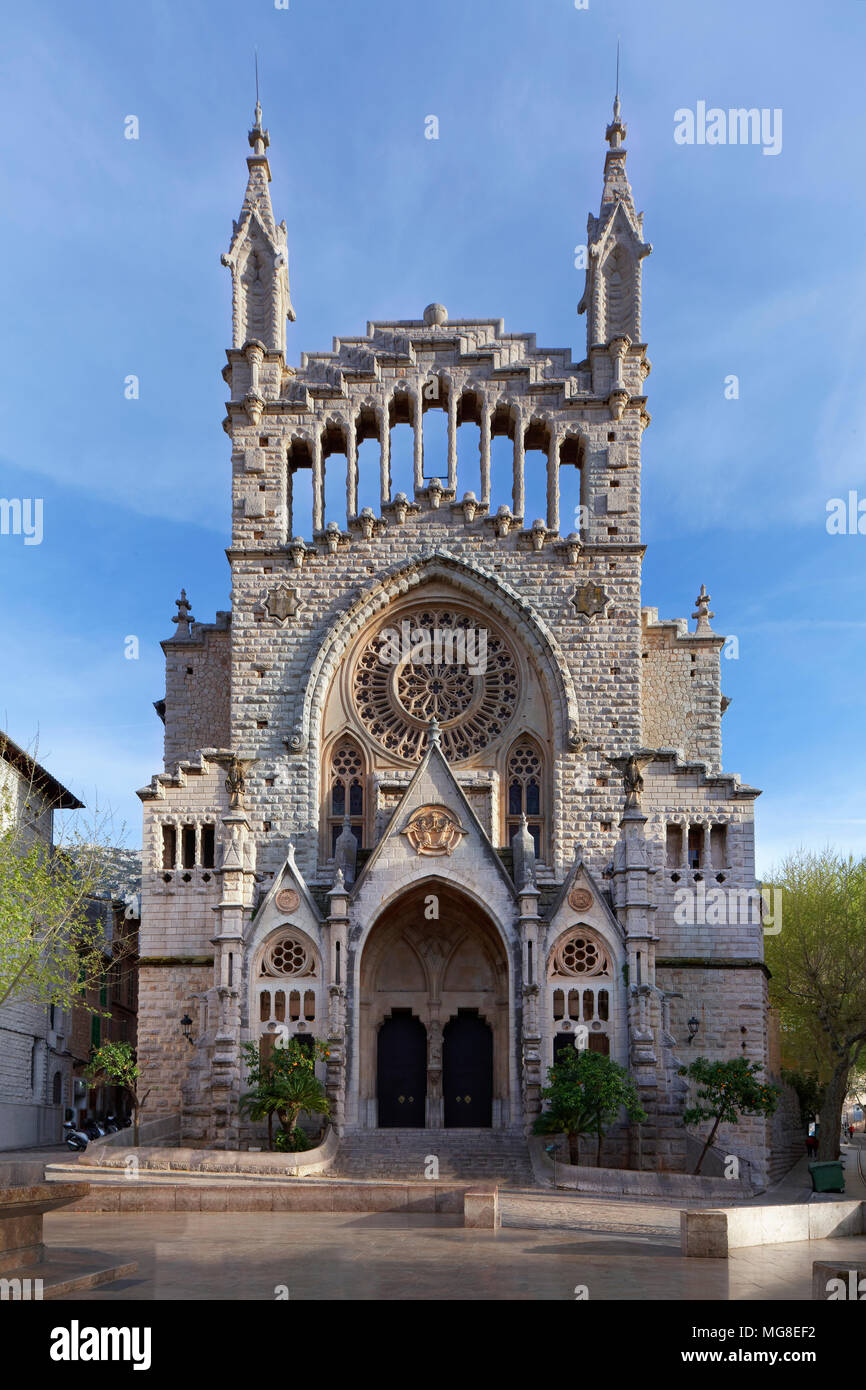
136,99 -> 777,1180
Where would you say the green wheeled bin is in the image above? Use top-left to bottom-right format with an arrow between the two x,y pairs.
808,1160 -> 845,1193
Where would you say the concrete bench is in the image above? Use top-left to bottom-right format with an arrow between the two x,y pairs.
682,1201 -> 865,1257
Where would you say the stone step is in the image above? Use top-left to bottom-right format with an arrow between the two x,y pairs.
332,1128 -> 536,1184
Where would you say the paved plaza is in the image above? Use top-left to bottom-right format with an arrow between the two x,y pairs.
46,1210 -> 866,1301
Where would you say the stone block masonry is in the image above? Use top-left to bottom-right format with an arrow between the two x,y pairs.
133,95 -> 777,1184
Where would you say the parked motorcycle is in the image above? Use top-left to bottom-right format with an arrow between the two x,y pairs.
102,1113 -> 120,1134
63,1119 -> 88,1152
82,1118 -> 105,1140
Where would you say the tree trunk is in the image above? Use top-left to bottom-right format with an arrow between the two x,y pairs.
596,1129 -> 603,1167
817,1063 -> 850,1161
267,1111 -> 273,1151
694,1113 -> 723,1175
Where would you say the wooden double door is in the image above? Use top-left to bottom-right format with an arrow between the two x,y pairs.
377,1008 -> 493,1128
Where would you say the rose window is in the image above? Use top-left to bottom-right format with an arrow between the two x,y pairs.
397,662 -> 476,723
553,930 -> 609,978
352,606 -> 519,762
262,935 -> 314,978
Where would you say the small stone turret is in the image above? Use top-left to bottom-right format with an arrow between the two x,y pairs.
578,96 -> 652,351
221,102 -> 295,359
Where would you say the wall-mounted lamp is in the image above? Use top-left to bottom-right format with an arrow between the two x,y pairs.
687,1015 -> 700,1042
180,1013 -> 195,1047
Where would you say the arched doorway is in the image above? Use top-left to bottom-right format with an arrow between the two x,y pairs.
443,1010 -> 493,1127
377,1013 -> 427,1128
358,881 -> 510,1128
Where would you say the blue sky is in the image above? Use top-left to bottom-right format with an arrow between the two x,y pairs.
0,0 -> 863,869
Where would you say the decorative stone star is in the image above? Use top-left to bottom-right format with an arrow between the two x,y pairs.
571,584 -> 609,619
265,586 -> 300,622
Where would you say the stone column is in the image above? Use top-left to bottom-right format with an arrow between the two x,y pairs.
209,807 -> 255,1149
346,416 -> 358,520
311,432 -> 324,533
609,336 -> 629,390
245,342 -> 263,397
518,883 -> 542,1130
613,798 -> 686,1171
512,410 -> 525,519
412,389 -> 424,493
700,822 -> 710,872
546,427 -> 561,533
446,389 -> 458,493
480,403 -> 492,508
324,874 -> 349,1133
426,1014 -> 443,1129
379,406 -> 391,506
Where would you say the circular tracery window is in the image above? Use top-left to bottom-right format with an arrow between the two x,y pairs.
553,929 -> 609,978
351,606 -> 520,762
261,934 -> 314,978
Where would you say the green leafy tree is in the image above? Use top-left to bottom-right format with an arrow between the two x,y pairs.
85,1041 -> 149,1144
680,1057 -> 779,1174
781,1068 -> 824,1133
764,849 -> 866,1160
533,1048 -> 647,1166
240,1037 -> 330,1151
0,736 -> 126,1012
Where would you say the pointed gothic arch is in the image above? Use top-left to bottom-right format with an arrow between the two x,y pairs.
355,878 -> 512,1128
321,732 -> 368,859
291,550 -> 580,759
504,734 -> 547,860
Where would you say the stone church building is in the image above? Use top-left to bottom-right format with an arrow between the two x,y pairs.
137,99 -> 780,1181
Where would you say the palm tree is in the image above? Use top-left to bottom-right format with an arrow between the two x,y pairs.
240,1038 -> 330,1150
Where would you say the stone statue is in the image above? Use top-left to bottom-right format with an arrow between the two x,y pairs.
225,755 -> 249,810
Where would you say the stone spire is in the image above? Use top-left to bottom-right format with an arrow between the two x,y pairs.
578,94 -> 652,351
221,101 -> 295,357
244,101 -> 276,237
601,94 -> 636,218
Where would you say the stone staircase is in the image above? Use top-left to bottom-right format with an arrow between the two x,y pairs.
331,1128 -> 535,1187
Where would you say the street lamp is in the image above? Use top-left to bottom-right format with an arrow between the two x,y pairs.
687,1015 -> 700,1042
180,1014 -> 195,1046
